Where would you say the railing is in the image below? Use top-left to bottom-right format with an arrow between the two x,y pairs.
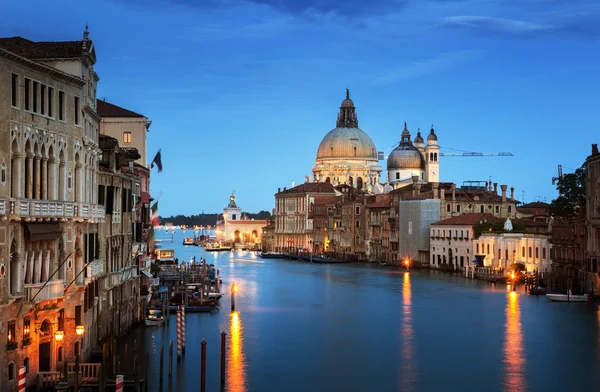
149,277 -> 160,286
86,259 -> 105,282
68,363 -> 100,384
24,279 -> 65,302
0,197 -> 104,220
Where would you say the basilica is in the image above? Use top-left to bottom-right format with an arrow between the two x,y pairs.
312,89 -> 440,192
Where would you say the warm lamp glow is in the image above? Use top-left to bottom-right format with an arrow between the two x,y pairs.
404,259 -> 409,266
511,272 -> 515,280
232,283 -> 238,293
76,325 -> 85,336
54,330 -> 64,342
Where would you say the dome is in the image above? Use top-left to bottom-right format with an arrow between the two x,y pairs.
414,130 -> 424,146
427,126 -> 438,144
387,145 -> 425,169
316,127 -> 377,160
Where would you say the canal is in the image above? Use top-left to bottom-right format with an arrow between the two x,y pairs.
124,230 -> 600,391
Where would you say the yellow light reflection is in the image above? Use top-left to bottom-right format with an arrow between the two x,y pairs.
228,311 -> 247,392
400,272 -> 415,391
503,291 -> 525,391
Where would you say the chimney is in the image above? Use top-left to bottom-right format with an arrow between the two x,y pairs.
283,187 -> 286,192
432,182 -> 439,199
510,187 -> 515,200
593,144 -> 598,156
451,183 -> 456,201
278,187 -> 281,193
440,187 -> 445,200
416,183 -> 422,195
412,176 -> 419,196
501,185 -> 507,202
493,183 -> 498,194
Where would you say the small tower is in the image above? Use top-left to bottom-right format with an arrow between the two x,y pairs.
424,125 -> 440,183
223,191 -> 242,221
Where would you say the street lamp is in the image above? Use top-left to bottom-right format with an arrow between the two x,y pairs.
75,325 -> 85,336
54,330 -> 64,342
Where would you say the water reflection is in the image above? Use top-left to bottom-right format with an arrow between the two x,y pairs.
228,311 -> 247,392
503,291 -> 525,391
400,272 -> 415,391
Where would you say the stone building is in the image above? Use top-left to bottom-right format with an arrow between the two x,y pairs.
585,144 -> 600,294
274,182 -> 336,252
327,186 -> 368,260
550,216 -> 586,293
97,100 -> 151,166
430,213 -> 502,270
398,199 -> 441,266
216,193 -> 268,247
0,29 -> 104,389
261,222 -> 275,252
473,233 -> 551,272
312,90 -> 382,192
309,194 -> 339,255
365,195 -> 391,261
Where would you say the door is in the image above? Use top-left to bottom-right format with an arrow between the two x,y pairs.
39,342 -> 51,372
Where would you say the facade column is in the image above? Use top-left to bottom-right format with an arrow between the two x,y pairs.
48,158 -> 56,200
75,163 -> 82,203
59,161 -> 66,201
26,153 -> 34,199
41,158 -> 48,200
11,153 -> 21,198
34,156 -> 41,199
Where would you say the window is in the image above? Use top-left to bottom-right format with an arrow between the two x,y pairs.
58,91 -> 65,121
495,206 -> 499,213
7,321 -> 16,350
33,81 -> 39,112
8,363 -> 14,381
528,247 -> 532,258
41,84 -> 46,115
396,172 -> 399,180
24,78 -> 31,110
508,206 -> 512,213
74,96 -> 80,125
47,87 -> 54,117
355,235 -> 360,245
498,249 -> 501,259
447,204 -> 450,212
123,131 -> 132,143
480,205 -> 484,213
67,171 -> 72,190
543,248 -> 546,259
23,317 -> 31,343
476,244 -> 479,253
487,244 -> 490,254
23,358 -> 29,374
58,309 -> 64,331
456,205 -> 461,213
11,73 -> 18,107
355,206 -> 360,215
75,305 -> 82,325
98,185 -> 105,206
465,231 -> 469,240
355,219 -> 360,228
535,247 -> 539,259
1,161 -> 6,184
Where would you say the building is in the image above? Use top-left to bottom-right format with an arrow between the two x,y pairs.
365,194 -> 391,261
312,90 -> 382,192
398,199 -> 441,266
274,182 -> 336,252
0,29 -> 104,389
516,202 -> 551,222
327,186 -> 367,260
585,144 -> 600,294
430,213 -> 502,270
550,216 -> 586,293
473,233 -> 551,272
309,194 -> 339,255
216,193 -> 268,247
387,123 -> 440,188
261,222 -> 275,252
97,99 -> 151,166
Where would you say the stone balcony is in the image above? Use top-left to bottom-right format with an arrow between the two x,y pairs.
85,260 -> 105,285
24,280 -> 65,302
0,197 -> 105,222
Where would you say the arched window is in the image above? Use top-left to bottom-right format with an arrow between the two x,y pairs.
522,247 -> 525,257
348,177 -> 353,187
447,204 -> 450,212
356,177 -> 363,190
476,244 -> 479,253
325,177 -> 330,183
429,153 -> 433,161
355,235 -> 360,245
0,160 -> 6,185
355,219 -> 360,228
535,247 -> 539,259
487,244 -> 490,254
9,239 -> 19,295
495,206 -> 499,214
434,153 -> 438,161
456,205 -> 461,213
528,247 -> 532,258
480,205 -> 484,213
498,249 -> 501,259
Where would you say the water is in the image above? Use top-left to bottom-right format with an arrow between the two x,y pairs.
124,229 -> 600,391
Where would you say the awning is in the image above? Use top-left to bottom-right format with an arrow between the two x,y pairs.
141,269 -> 153,279
25,223 -> 62,241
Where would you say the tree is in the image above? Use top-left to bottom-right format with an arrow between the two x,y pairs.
550,164 -> 586,218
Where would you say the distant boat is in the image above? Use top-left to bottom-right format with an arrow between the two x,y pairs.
529,287 -> 547,295
546,290 -> 588,302
183,237 -> 194,246
145,310 -> 164,327
259,252 -> 286,259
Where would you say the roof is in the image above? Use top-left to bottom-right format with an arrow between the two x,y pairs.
313,195 -> 340,205
0,36 -> 91,59
276,182 -> 335,195
367,199 -> 391,208
432,213 -> 504,226
97,100 -> 145,118
521,202 -> 550,208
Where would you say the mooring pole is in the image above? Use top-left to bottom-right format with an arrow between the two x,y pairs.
220,331 -> 226,385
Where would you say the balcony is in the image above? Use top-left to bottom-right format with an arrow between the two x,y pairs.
0,197 -> 105,222
24,280 -> 65,302
85,260 -> 105,284
370,221 -> 382,227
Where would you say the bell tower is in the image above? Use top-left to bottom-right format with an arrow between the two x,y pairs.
424,126 -> 440,183
223,191 -> 242,221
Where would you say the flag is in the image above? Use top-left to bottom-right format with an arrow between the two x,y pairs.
151,150 -> 163,172
151,201 -> 159,227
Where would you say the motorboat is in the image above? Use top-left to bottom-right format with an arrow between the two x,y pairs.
145,310 -> 164,327
529,287 -> 547,295
259,252 -> 286,259
183,237 -> 195,246
546,290 -> 588,302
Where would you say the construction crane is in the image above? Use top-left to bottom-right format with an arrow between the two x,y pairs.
439,152 -> 513,157
551,165 -> 563,185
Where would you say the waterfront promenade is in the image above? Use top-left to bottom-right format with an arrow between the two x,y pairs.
125,230 -> 600,391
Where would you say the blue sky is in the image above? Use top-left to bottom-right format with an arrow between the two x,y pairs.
2,0 -> 599,216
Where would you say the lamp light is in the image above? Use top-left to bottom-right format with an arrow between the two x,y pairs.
54,330 -> 64,342
76,325 -> 85,336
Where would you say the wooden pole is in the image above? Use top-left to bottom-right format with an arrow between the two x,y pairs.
18,366 -> 26,391
220,331 -> 226,385
116,374 -> 124,392
74,353 -> 80,392
169,340 -> 173,378
159,345 -> 164,384
101,343 -> 107,392
177,310 -> 181,362
113,338 -> 117,377
63,360 -> 68,380
124,343 -> 129,378
182,305 -> 186,355
201,339 -> 207,392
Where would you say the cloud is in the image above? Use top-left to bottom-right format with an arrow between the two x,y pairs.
440,15 -> 556,36
374,50 -> 480,84
246,0 -> 408,17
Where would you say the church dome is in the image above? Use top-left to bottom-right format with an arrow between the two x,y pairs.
387,122 -> 425,169
427,126 -> 438,145
316,89 -> 377,160
387,145 -> 425,169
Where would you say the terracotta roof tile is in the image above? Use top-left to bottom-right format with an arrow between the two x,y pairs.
97,100 -> 145,118
0,36 -> 90,59
277,182 -> 335,195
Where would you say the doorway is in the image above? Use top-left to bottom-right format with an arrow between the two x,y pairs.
39,342 -> 51,371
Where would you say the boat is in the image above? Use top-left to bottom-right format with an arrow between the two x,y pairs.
183,237 -> 195,246
259,252 -> 286,259
145,310 -> 164,327
204,243 -> 232,252
546,290 -> 588,302
529,287 -> 547,295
